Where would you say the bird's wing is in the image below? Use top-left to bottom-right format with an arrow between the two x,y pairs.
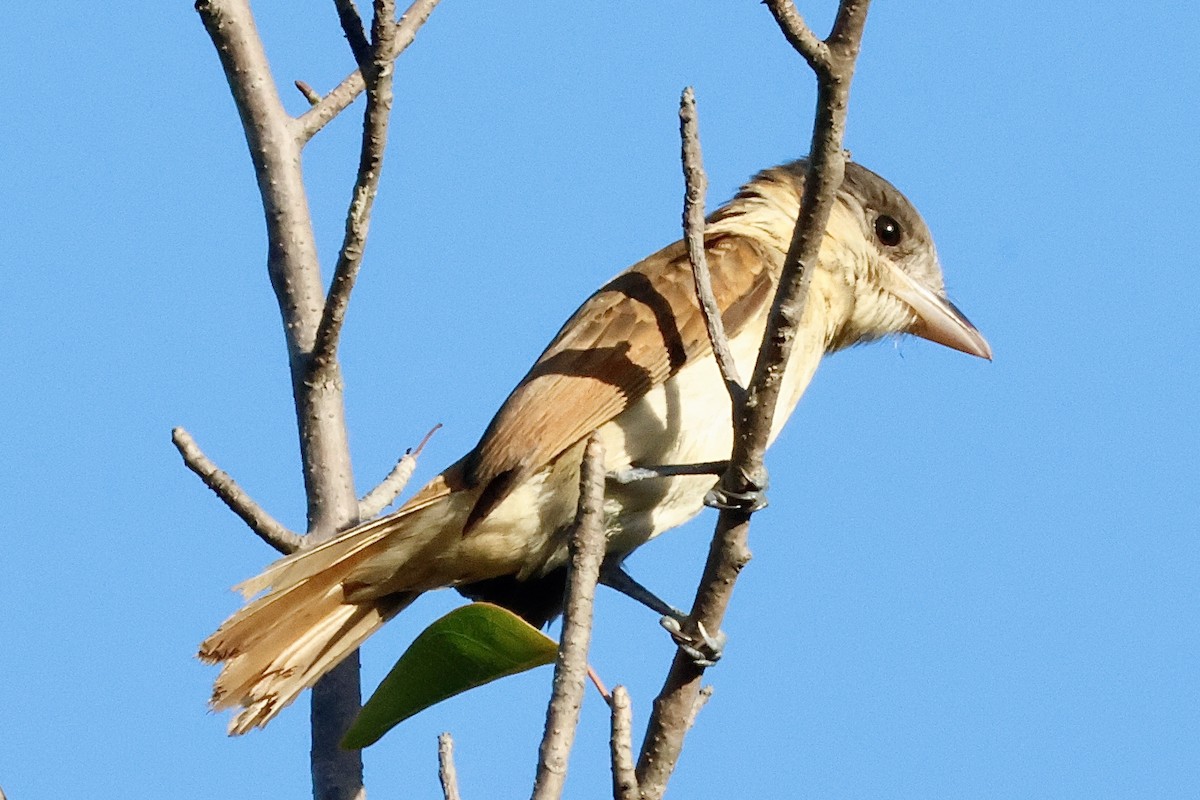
462,233 -> 781,528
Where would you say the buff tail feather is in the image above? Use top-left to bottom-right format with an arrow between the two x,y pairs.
199,488 -> 458,734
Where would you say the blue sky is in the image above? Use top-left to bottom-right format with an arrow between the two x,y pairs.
2,2 -> 1197,798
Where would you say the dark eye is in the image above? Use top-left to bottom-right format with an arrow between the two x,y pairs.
874,214 -> 903,247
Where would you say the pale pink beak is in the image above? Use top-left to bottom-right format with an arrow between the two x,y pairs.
890,266 -> 992,360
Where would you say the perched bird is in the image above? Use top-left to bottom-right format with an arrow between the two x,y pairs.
201,160 -> 991,734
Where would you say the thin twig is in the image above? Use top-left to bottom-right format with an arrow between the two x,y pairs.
296,0 -> 442,144
587,664 -> 610,700
171,427 -> 302,554
679,86 -> 745,412
762,1 -> 831,72
634,3 -> 873,797
438,732 -> 463,800
333,0 -> 372,69
358,423 -> 441,518
530,434 -> 607,800
609,686 -> 639,800
310,0 -> 398,376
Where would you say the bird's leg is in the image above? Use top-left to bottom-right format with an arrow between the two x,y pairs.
599,562 -> 726,666
600,562 -> 682,617
607,460 -> 728,485
607,460 -> 768,513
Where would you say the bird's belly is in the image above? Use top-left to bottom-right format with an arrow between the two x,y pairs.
449,346 -> 745,583
419,323 -> 822,585
596,321 -> 822,556
595,364 -> 732,556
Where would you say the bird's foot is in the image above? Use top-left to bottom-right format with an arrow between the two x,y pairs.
608,460 -> 729,485
660,614 -> 727,668
703,466 -> 769,512
600,565 -> 726,665
704,486 -> 768,512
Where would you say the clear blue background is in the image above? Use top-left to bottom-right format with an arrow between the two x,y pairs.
2,2 -> 1197,798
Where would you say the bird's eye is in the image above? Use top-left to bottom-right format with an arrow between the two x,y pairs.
874,214 -> 903,247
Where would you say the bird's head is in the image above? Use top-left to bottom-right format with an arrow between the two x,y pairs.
820,161 -> 988,359
820,161 -> 992,359
729,160 -> 992,360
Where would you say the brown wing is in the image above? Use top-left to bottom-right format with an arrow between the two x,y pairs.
462,233 -> 781,528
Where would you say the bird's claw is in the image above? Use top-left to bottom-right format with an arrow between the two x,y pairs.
660,615 -> 727,667
703,465 -> 769,512
704,485 -> 768,512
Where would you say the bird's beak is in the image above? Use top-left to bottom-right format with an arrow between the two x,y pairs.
889,266 -> 992,360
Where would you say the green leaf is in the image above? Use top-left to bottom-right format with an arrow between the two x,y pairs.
342,602 -> 559,749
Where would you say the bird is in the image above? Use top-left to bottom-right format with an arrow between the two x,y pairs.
200,159 -> 992,734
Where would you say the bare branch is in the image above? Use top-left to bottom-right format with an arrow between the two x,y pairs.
333,0 -> 372,69
438,732 -> 463,800
742,0 -> 871,478
634,3 -> 873,796
310,0 -> 399,375
172,427 -> 302,554
679,86 -> 745,411
587,664 -> 610,700
358,423 -> 441,518
530,434 -> 607,800
609,686 -> 639,800
195,0 -> 325,363
194,5 -> 351,529
762,0 -> 830,72
635,512 -> 751,799
830,0 -> 872,50
296,0 -> 442,144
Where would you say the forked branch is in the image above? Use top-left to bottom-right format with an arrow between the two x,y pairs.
297,0 -> 442,143
190,1 -> 441,798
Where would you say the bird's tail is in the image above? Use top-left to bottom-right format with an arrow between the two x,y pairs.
200,474 -> 461,735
